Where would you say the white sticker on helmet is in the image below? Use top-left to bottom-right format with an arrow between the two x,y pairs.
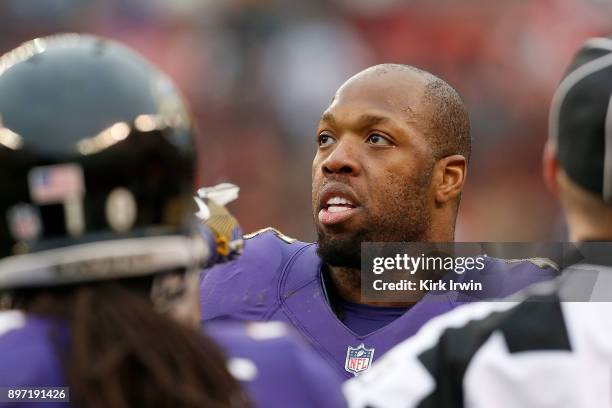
28,163 -> 85,204
105,187 -> 137,232
6,203 -> 42,241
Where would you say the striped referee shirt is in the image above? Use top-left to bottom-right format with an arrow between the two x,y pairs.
344,244 -> 612,408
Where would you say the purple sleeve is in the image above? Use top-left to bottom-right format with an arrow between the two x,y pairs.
206,322 -> 347,408
0,312 -> 69,408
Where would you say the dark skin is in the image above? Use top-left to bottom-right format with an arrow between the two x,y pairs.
312,68 -> 467,306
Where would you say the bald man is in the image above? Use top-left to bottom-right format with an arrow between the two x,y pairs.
344,39 -> 612,408
200,64 -> 556,379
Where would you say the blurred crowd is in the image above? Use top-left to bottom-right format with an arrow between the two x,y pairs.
2,0 -> 611,241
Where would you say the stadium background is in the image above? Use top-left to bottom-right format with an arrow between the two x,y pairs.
1,0 -> 610,241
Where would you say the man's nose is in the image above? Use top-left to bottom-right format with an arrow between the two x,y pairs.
321,139 -> 361,176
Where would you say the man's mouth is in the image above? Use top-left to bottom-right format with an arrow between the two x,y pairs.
318,193 -> 360,226
325,196 -> 356,212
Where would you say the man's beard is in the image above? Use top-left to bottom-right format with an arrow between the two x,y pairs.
315,171 -> 432,269
316,229 -> 367,269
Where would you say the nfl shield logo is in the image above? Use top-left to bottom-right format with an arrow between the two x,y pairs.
345,344 -> 375,376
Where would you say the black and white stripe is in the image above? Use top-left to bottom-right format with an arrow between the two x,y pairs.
344,262 -> 612,408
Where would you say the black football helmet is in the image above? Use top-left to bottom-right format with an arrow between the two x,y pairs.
0,34 -> 208,289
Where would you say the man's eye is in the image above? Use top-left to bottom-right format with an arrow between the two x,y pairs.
318,133 -> 336,147
366,133 -> 393,146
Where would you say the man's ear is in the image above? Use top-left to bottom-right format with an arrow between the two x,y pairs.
542,142 -> 559,196
433,155 -> 467,205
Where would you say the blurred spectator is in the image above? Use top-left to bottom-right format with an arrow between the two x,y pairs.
1,0 -> 611,241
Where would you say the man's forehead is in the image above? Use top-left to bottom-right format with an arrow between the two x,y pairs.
325,69 -> 428,122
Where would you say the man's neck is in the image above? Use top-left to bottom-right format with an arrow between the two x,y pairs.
326,264 -> 418,307
326,265 -> 361,303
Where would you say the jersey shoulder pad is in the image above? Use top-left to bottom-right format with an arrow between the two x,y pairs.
236,227 -> 305,268
501,257 -> 560,271
484,255 -> 560,274
471,256 -> 559,299
206,227 -> 304,277
244,227 -> 297,244
200,228 -> 309,321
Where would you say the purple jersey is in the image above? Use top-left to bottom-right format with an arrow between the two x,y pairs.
0,310 -> 346,407
0,311 -> 69,408
200,229 -> 558,379
206,321 -> 346,408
